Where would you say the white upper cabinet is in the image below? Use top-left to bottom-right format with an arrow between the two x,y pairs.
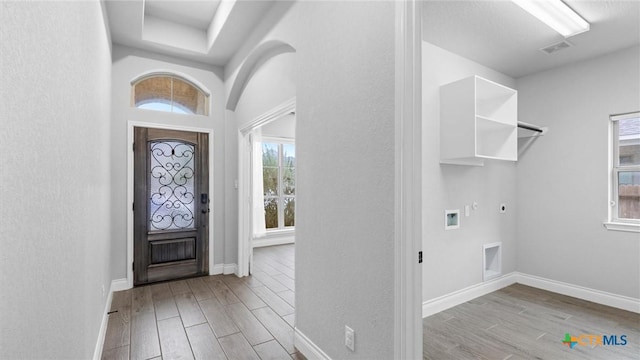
440,76 -> 517,166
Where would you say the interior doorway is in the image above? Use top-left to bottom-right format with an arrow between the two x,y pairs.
237,98 -> 296,277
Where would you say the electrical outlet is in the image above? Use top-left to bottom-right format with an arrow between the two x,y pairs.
101,285 -> 106,297
345,325 -> 355,351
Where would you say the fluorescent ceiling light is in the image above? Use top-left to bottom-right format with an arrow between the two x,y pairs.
512,0 -> 590,38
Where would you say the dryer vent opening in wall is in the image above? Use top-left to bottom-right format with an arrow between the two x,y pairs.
483,242 -> 502,281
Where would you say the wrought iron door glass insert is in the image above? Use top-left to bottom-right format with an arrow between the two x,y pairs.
149,141 -> 196,230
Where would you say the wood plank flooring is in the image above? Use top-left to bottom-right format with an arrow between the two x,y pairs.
423,283 -> 640,360
102,244 -> 304,360
105,245 -> 639,360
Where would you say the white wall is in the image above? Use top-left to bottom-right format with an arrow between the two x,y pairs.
234,52 -> 296,129
422,42 -> 518,300
228,3 -> 399,357
295,2 -> 396,358
110,46 -> 230,277
516,46 -> 640,299
224,109 -> 240,265
0,1 -> 112,358
225,1 -> 298,105
229,52 -> 297,262
261,112 -> 296,139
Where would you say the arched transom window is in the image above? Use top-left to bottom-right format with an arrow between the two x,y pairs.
132,75 -> 209,116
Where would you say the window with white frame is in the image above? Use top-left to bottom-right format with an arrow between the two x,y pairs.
262,140 -> 295,230
132,75 -> 209,115
610,112 -> 640,225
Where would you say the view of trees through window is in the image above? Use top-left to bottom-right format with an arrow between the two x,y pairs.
263,142 -> 295,229
614,115 -> 640,220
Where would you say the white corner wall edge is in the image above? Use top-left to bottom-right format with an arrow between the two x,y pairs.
422,273 -> 517,318
422,272 -> 640,319
93,278 -> 129,360
294,328 -> 332,360
516,272 -> 640,314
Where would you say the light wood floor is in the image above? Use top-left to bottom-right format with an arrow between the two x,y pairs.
423,283 -> 640,360
102,244 -> 304,360
104,246 -> 639,360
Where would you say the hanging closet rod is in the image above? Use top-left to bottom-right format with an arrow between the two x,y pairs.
517,121 -> 544,133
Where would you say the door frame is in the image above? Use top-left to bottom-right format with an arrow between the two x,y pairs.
237,97 -> 296,277
127,121 -> 215,288
394,0 -> 423,358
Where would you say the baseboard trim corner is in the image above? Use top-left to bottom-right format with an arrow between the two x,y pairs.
211,263 -> 224,275
294,328 -> 332,360
515,272 -> 640,314
422,272 -> 639,318
111,278 -> 129,292
223,263 -> 238,275
211,263 -> 239,275
422,272 -> 517,318
94,278 -> 131,359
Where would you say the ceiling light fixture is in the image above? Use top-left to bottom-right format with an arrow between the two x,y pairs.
511,0 -> 590,38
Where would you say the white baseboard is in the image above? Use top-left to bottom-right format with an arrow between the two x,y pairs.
422,272 -> 517,318
224,263 -> 238,275
422,272 -> 640,318
111,278 -> 129,292
93,289 -> 112,360
253,237 -> 295,248
211,263 -> 224,275
516,272 -> 640,314
94,278 -> 128,360
211,263 -> 238,275
294,328 -> 332,360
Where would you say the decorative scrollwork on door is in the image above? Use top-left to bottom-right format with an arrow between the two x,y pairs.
149,141 -> 196,230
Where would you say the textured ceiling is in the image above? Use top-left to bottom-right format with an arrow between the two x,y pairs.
106,1 -> 639,72
144,0 -> 221,30
106,0 -> 275,66
423,0 -> 640,78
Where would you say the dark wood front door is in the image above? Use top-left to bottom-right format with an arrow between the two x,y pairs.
134,127 -> 209,286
